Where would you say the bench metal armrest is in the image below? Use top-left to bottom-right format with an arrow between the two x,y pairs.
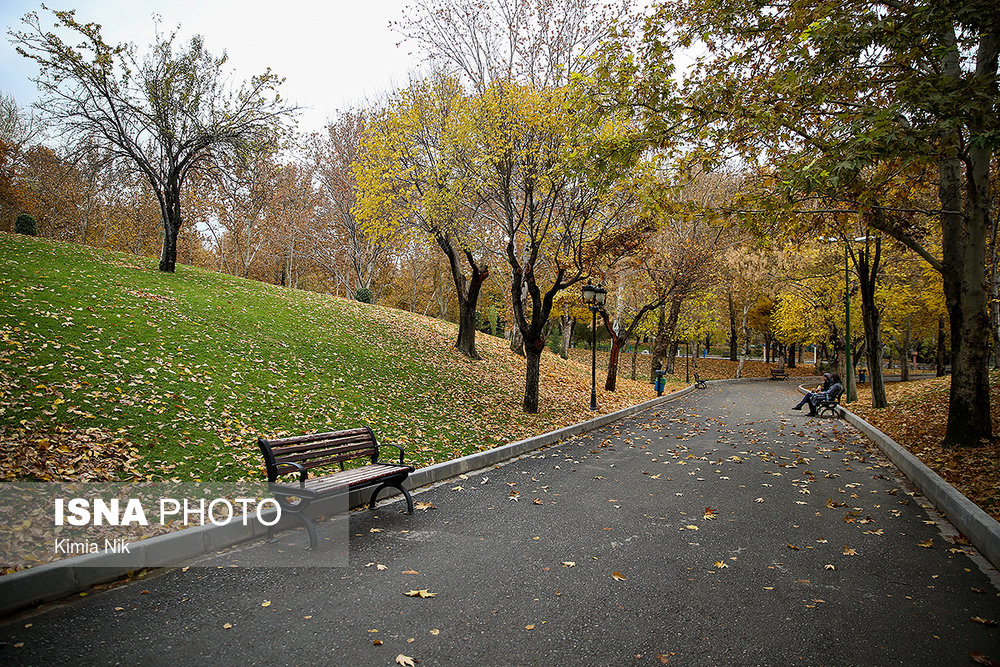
276,461 -> 308,487
376,442 -> 406,465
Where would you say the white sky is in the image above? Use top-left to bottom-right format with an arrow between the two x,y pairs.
1,0 -> 423,134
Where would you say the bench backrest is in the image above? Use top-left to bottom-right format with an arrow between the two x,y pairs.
258,427 -> 378,482
826,383 -> 844,402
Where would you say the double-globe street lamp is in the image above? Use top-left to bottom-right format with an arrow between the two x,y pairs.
581,284 -> 607,411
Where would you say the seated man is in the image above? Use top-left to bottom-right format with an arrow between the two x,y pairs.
793,373 -> 831,410
807,382 -> 844,416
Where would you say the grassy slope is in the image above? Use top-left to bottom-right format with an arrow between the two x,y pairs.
0,232 -> 665,482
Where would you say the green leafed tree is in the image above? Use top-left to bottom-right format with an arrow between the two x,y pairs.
11,8 -> 295,272
603,0 -> 999,445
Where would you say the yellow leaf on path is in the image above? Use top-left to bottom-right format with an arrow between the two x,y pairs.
612,571 -> 626,581
396,654 -> 417,666
414,502 -> 435,510
429,629 -> 440,636
372,640 -> 383,646
370,528 -> 382,533
684,525 -> 699,530
261,601 -> 271,607
918,538 -> 934,548
714,561 -> 728,568
376,564 -> 388,570
525,624 -> 535,630
402,570 -> 420,575
561,561 -> 576,567
842,545 -> 857,556
650,474 -> 661,479
404,589 -> 437,598
971,616 -> 997,626
787,544 -> 800,550
222,623 -> 233,629
824,564 -> 836,571
703,507 -> 717,520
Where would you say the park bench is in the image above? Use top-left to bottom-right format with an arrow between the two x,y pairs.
693,372 -> 707,389
812,385 -> 844,418
258,427 -> 414,549
770,368 -> 788,380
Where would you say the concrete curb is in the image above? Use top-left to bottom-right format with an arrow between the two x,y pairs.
795,384 -> 1000,570
2,383 -> 698,616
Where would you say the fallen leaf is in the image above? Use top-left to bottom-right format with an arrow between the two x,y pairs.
703,507 -> 717,520
404,589 -> 437,598
714,561 -> 728,568
684,525 -> 699,531
402,570 -> 420,575
787,544 -> 800,550
561,561 -> 576,567
824,564 -> 836,571
525,624 -> 535,630
372,640 -> 383,646
612,571 -> 626,581
414,502 -> 435,511
918,538 -> 934,548
429,629 -> 440,636
261,601 -> 271,607
396,654 -> 417,666
222,623 -> 233,629
971,616 -> 997,627
842,545 -> 857,556
971,651 -> 1000,666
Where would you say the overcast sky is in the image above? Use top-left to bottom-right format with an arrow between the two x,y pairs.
1,0 -> 423,134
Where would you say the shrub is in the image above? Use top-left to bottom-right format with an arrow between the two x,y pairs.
354,286 -> 373,304
15,213 -> 37,236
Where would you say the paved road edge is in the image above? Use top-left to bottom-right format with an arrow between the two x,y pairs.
796,384 -> 1000,571
0,384 -> 697,616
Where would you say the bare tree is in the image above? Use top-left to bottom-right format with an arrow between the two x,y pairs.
12,8 -> 295,272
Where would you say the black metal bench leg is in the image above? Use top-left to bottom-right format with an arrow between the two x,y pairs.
295,512 -> 319,550
370,482 -> 414,514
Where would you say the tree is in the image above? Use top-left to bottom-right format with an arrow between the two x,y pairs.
12,8 -> 295,272
634,1 -> 1000,444
354,75 -> 491,359
397,0 -> 637,91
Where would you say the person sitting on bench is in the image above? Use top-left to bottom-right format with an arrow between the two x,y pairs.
793,372 -> 840,411
807,381 -> 844,416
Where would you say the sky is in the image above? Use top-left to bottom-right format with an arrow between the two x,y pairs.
1,0 -> 423,134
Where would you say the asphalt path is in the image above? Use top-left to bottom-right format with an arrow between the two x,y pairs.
2,381 -> 998,666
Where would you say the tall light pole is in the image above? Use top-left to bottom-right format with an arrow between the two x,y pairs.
822,235 -> 868,404
582,284 -> 607,411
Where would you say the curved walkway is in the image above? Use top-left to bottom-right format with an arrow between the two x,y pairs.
2,382 -> 998,665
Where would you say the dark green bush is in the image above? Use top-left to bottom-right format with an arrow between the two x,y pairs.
15,213 -> 37,236
355,286 -> 373,304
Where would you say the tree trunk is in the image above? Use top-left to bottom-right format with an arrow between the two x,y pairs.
559,315 -> 574,360
523,344 -> 543,413
900,320 -> 911,382
937,27 -> 994,445
605,337 -> 625,391
936,317 -> 947,377
651,300 -> 680,380
854,234 -> 886,408
510,325 -> 525,356
665,339 -> 679,374
631,335 -> 639,381
787,342 -> 797,369
728,291 -> 738,361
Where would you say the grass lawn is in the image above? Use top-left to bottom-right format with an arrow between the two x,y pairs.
0,232 -> 668,483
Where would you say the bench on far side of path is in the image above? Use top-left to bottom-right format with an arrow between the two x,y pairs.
770,368 -> 788,380
258,427 -> 414,549
693,372 -> 707,389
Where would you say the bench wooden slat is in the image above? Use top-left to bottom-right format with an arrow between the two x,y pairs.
269,434 -> 375,457
263,427 -> 371,448
271,464 -> 411,495
274,443 -> 376,465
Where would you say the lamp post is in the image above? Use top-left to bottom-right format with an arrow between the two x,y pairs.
582,284 -> 607,411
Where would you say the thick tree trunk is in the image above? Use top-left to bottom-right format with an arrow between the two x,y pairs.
936,317 -> 947,377
158,187 -> 182,273
787,342 -> 797,369
651,300 -> 681,380
665,339 -> 679,374
510,325 -> 525,356
937,27 -> 994,445
523,343 -> 543,413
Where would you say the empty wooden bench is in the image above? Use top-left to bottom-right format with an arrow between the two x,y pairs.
770,368 -> 788,380
258,427 -> 414,549
693,372 -> 707,389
